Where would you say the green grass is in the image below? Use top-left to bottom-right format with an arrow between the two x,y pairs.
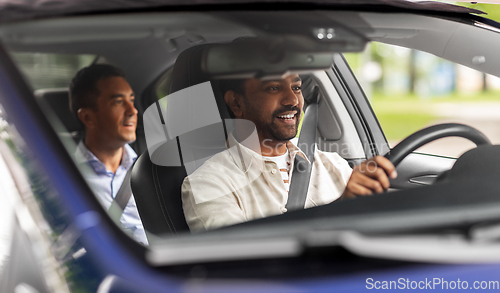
371,97 -> 436,141
374,112 -> 437,142
370,91 -> 500,141
372,91 -> 500,104
301,90 -> 500,142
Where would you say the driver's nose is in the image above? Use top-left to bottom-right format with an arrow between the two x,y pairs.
281,86 -> 301,108
125,99 -> 138,116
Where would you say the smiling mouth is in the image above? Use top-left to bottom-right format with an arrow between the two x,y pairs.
277,113 -> 297,122
123,122 -> 135,127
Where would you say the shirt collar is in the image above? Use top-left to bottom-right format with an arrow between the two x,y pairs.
75,141 -> 137,172
227,132 -> 309,173
286,138 -> 310,164
121,143 -> 138,169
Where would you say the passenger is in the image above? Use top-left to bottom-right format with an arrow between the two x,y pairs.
70,64 -> 147,244
182,74 -> 397,232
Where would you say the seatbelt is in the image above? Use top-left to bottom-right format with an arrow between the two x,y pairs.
108,167 -> 133,223
286,86 -> 320,211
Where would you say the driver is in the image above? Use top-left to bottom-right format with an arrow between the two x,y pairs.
181,74 -> 397,232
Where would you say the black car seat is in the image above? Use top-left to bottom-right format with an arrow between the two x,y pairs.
34,88 -> 84,152
131,45 -> 232,237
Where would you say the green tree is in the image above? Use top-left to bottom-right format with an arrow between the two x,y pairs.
458,3 -> 500,23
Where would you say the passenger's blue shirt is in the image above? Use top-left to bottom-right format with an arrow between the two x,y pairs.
75,141 -> 148,245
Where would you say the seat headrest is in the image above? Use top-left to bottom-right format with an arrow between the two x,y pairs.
143,44 -> 248,172
170,44 -> 212,95
169,44 -> 231,120
34,88 -> 83,133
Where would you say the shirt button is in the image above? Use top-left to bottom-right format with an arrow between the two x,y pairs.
271,169 -> 277,175
281,207 -> 287,213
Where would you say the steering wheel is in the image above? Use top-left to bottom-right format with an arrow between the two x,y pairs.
384,123 -> 492,167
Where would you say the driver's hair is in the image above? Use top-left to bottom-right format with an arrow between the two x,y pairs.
69,64 -> 126,119
218,79 -> 246,119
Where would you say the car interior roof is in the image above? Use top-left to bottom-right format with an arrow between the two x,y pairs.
0,13 -> 254,93
0,0 -> 484,24
1,11 -> 499,92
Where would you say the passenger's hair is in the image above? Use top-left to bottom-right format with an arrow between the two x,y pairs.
218,79 -> 247,118
69,64 -> 126,119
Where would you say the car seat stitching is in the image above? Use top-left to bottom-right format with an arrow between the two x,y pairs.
156,146 -> 180,234
155,166 -> 178,234
151,163 -> 175,234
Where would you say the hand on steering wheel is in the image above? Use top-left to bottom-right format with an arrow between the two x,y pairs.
342,123 -> 489,198
342,155 -> 397,199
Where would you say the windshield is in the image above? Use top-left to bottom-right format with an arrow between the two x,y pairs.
3,9 -> 500,265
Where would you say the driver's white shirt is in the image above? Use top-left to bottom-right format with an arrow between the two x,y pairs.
181,134 -> 353,232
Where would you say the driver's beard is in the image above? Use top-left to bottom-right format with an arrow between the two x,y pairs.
243,98 -> 301,143
261,117 -> 300,142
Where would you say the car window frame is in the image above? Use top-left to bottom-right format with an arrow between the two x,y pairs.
327,53 -> 390,158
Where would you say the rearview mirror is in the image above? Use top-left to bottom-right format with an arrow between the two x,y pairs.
204,37 -> 346,79
203,11 -> 368,79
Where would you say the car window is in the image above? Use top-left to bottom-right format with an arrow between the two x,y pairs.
2,10 -> 500,262
345,42 -> 500,158
9,53 -> 96,90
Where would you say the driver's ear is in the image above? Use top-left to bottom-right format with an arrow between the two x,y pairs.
224,90 -> 244,118
77,108 -> 97,130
